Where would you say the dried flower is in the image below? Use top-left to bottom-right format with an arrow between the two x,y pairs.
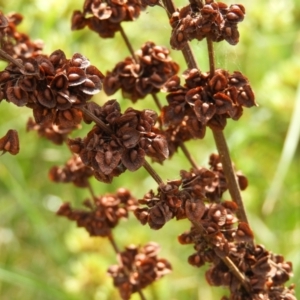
0,50 -> 104,131
0,129 -> 19,155
170,1 -> 246,50
68,100 -> 169,182
104,41 -> 179,102
57,188 -> 138,237
162,69 -> 256,154
0,12 -> 44,59
108,242 -> 172,300
49,155 -> 94,187
71,0 -> 145,38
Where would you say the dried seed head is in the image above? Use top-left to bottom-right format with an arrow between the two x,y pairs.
0,129 -> 19,155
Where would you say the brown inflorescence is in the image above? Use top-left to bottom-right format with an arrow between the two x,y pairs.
0,50 -> 104,131
67,100 -> 169,183
26,117 -> 77,145
0,11 -> 44,59
49,154 -> 94,188
0,129 -> 19,155
107,242 -> 172,300
104,41 -> 179,102
191,239 -> 295,300
57,188 -> 138,237
71,0 -> 146,38
135,153 -> 246,229
170,1 -> 245,50
162,68 -> 256,156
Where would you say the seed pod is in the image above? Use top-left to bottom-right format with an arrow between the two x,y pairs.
0,129 -> 19,155
6,85 -> 28,106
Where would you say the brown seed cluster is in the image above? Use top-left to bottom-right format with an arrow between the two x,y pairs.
185,233 -> 295,300
57,188 -> 138,237
135,154 -> 247,229
0,129 -> 19,155
107,242 -> 172,300
0,50 -> 104,130
67,100 -> 169,183
103,41 -> 179,102
71,0 -> 145,38
49,154 -> 94,188
0,11 -> 44,59
162,68 -> 256,156
170,1 -> 245,50
26,117 -> 75,145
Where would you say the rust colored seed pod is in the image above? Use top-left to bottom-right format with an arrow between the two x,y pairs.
6,85 -> 29,106
0,129 -> 19,155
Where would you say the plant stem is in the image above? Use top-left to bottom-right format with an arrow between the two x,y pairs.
0,49 -> 24,69
108,232 -> 120,253
119,25 -> 137,62
205,37 -> 250,228
152,93 -> 163,110
87,181 -> 97,202
206,37 -> 215,75
212,130 -> 249,225
151,93 -> 198,168
222,256 -> 250,292
161,0 -> 198,70
143,160 -> 164,185
179,142 -> 198,169
79,106 -> 113,134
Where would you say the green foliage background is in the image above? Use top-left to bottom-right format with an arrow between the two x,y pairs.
0,0 -> 299,299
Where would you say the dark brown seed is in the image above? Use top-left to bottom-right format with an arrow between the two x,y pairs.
24,62 -> 35,73
105,151 -> 113,165
0,129 -> 19,155
63,110 -> 73,121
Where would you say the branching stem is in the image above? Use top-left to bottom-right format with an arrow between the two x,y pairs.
79,106 -> 113,134
119,25 -> 137,62
143,159 -> 164,185
212,130 -> 250,225
0,48 -> 23,69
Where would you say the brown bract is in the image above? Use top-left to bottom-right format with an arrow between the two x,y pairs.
162,68 -> 256,156
170,1 -> 245,50
71,0 -> 145,38
135,154 -> 247,229
107,242 -> 172,300
0,12 -> 44,59
67,100 -> 169,183
0,129 -> 19,155
205,244 -> 295,300
26,117 -> 78,144
0,50 -> 104,131
104,41 -> 179,102
49,154 -> 94,188
57,188 -> 138,237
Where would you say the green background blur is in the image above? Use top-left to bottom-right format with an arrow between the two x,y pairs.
0,0 -> 299,299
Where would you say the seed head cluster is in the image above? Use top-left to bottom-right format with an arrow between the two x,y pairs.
108,242 -> 172,300
67,100 -> 169,183
162,68 -> 256,156
170,1 -> 245,50
104,41 -> 179,102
